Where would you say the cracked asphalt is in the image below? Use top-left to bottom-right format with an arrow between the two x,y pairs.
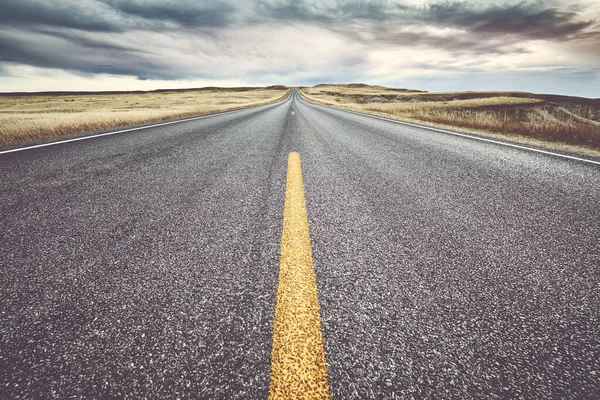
1,89 -> 599,399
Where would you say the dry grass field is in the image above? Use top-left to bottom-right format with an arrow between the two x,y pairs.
0,86 -> 290,145
300,84 -> 600,152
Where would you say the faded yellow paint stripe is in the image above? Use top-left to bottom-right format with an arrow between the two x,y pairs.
269,153 -> 331,400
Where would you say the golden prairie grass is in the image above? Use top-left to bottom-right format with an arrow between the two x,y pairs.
300,85 -> 600,151
0,87 -> 290,145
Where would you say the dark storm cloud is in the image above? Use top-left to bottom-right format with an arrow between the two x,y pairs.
0,0 -> 597,82
0,30 -> 173,79
2,0 -> 592,38
424,1 -> 593,40
38,29 -> 152,54
254,0 -> 598,63
0,0 -> 124,32
255,1 -> 332,23
258,0 -> 594,41
340,27 -> 529,55
100,0 -> 235,27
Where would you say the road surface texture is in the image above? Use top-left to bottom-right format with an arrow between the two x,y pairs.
1,89 -> 599,399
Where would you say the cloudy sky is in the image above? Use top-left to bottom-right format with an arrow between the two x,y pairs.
1,0 -> 599,96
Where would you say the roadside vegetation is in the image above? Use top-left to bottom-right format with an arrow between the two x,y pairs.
0,86 -> 289,145
299,84 -> 600,153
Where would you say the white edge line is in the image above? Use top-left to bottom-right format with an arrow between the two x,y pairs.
297,91 -> 600,166
0,91 -> 292,155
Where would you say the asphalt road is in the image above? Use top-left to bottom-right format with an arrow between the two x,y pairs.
1,89 -> 599,399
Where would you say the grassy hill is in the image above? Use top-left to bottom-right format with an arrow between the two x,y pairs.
0,87 -> 290,146
300,84 -> 600,153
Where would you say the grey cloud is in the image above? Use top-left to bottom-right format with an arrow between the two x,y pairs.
258,0 -> 594,41
0,31 -> 172,79
340,26 -> 530,56
424,1 -> 593,40
336,1 -> 410,20
0,0 -> 125,32
253,0 -> 597,57
257,0 -> 416,23
255,1 -> 332,23
100,0 -> 235,28
0,0 -> 598,83
35,29 -> 153,55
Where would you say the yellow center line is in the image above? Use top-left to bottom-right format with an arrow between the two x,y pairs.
268,153 -> 331,400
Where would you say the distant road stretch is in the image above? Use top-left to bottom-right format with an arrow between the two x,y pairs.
1,89 -> 599,399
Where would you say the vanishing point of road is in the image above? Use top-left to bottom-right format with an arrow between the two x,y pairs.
1,89 -> 599,399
